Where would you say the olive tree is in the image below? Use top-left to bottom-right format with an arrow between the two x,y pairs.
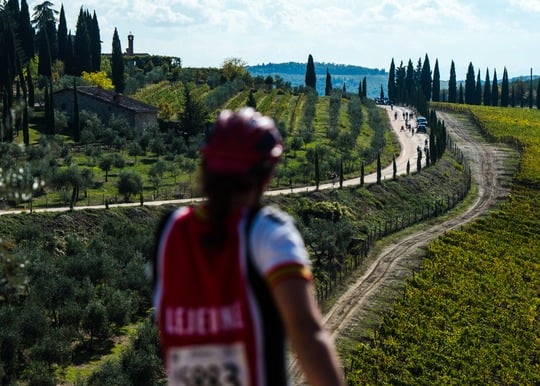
116,171 -> 143,202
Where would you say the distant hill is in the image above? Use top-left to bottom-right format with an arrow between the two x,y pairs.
247,62 -> 389,98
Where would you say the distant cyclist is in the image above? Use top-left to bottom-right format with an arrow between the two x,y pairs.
154,107 -> 345,386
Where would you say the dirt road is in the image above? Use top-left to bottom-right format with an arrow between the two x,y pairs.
288,110 -> 516,385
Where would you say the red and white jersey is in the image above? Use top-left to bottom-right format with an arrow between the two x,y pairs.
154,205 -> 312,386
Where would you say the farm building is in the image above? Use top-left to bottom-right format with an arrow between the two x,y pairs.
54,86 -> 158,132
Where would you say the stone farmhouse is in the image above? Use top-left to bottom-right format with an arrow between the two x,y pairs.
54,86 -> 158,132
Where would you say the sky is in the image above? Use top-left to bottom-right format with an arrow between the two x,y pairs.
31,0 -> 540,80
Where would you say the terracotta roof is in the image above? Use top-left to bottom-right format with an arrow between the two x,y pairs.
57,86 -> 158,113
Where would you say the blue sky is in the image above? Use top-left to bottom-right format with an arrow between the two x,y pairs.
34,0 -> 540,79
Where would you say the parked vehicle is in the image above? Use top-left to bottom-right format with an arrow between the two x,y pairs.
416,124 -> 427,133
416,116 -> 428,126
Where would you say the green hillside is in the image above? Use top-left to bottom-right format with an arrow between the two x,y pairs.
247,61 -> 388,97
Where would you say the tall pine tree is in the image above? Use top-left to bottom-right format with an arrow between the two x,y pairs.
305,54 -> 316,89
111,27 -> 125,93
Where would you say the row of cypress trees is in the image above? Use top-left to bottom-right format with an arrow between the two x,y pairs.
388,55 -> 540,109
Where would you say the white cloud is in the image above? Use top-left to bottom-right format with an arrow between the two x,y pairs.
27,0 -> 540,76
510,0 -> 540,12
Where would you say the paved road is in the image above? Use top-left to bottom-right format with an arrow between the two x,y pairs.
1,106 -> 427,215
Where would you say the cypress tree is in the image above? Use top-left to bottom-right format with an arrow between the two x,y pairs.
26,63 -> 34,107
420,54 -> 431,101
417,147 -> 422,173
536,76 -> 540,109
38,28 -> 52,79
429,123 -> 436,164
339,158 -> 343,188
491,69 -> 499,106
5,0 -> 20,21
74,7 -> 92,75
49,80 -> 55,134
501,67 -> 509,107
465,62 -> 476,104
519,80 -> 525,108
73,80 -> 80,142
90,11 -> 101,72
511,84 -> 516,107
19,0 -> 35,108
388,58 -> 396,101
19,0 -> 35,64
64,31 -> 75,75
396,62 -> 406,104
376,152 -> 381,184
358,81 -> 362,99
529,68 -> 533,109
406,160 -> 410,175
392,153 -> 397,180
475,70 -> 482,105
448,60 -> 457,103
405,59 -> 414,104
362,77 -> 367,99
305,54 -> 316,89
360,160 -> 364,187
459,83 -> 464,104
0,11 -> 18,141
246,90 -> 256,108
44,83 -> 49,130
57,4 -> 68,62
111,27 -> 125,93
325,68 -> 332,96
179,83 -> 208,136
483,68 -> 491,106
314,150 -> 320,190
22,96 -> 29,144
432,59 -> 440,102
342,83 -> 346,98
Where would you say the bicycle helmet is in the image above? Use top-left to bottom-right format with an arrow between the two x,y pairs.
202,107 -> 283,174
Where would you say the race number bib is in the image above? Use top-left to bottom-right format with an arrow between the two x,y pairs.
168,343 -> 250,386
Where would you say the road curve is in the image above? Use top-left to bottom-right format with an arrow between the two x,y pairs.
287,110 -> 514,385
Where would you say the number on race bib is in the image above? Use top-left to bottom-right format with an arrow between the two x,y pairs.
168,344 -> 249,386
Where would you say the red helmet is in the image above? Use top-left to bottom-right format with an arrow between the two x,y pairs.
202,107 -> 283,174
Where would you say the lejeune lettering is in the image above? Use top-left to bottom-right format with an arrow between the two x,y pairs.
165,301 -> 245,336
